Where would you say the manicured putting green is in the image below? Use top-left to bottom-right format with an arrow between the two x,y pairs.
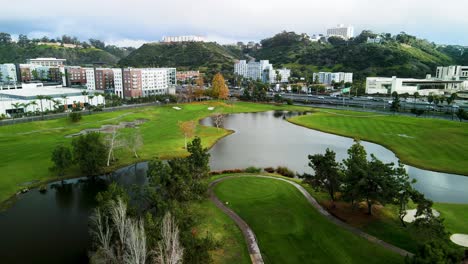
214,176 -> 403,264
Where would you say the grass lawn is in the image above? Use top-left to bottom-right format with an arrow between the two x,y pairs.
214,176 -> 403,264
288,108 -> 468,176
0,101 -> 310,204
187,200 -> 250,264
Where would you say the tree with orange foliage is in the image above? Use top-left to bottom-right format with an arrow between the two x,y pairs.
211,73 -> 229,100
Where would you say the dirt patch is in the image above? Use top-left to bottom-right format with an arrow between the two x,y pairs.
65,119 -> 148,138
321,200 -> 384,228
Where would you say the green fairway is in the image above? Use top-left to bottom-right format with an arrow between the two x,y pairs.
188,200 -> 250,264
214,176 -> 403,264
289,108 -> 468,175
0,102 -> 309,203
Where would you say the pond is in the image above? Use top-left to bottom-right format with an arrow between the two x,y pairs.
0,111 -> 466,263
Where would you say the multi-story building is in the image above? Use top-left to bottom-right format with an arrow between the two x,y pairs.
162,36 -> 205,43
234,60 -> 278,83
112,68 -> 124,98
365,76 -> 468,96
85,68 -> 96,90
436,66 -> 468,81
176,70 -> 200,82
123,68 -> 176,98
271,68 -> 291,83
327,24 -> 354,40
18,64 -> 64,83
95,68 -> 115,91
313,72 -> 353,85
0,64 -> 18,84
65,66 -> 87,86
26,58 -> 66,67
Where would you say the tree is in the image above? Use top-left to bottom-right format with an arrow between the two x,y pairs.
456,108 -> 468,122
127,129 -> 144,158
89,38 -> 106,49
72,132 -> 107,175
186,137 -> 210,180
178,121 -> 196,149
30,100 -> 37,113
153,212 -> 184,264
303,148 -> 342,202
390,91 -> 401,112
211,113 -> 224,130
211,73 -> 229,99
0,32 -> 12,45
406,240 -> 463,264
342,140 -> 368,208
11,102 -> 22,118
69,112 -> 82,122
17,34 -> 30,47
81,90 -> 89,105
105,128 -> 124,166
36,95 -> 46,118
50,145 -> 72,177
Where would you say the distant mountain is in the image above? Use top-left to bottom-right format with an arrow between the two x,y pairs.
249,31 -> 456,80
0,44 -> 121,66
119,42 -> 243,79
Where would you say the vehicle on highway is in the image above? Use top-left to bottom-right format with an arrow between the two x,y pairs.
318,96 -> 325,99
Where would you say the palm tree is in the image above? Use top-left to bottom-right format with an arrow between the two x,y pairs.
30,100 -> 37,114
413,92 -> 419,110
81,91 -> 89,106
21,102 -> 30,115
45,96 -> 53,111
61,95 -> 68,109
88,95 -> 95,106
36,95 -> 46,118
11,102 -> 22,118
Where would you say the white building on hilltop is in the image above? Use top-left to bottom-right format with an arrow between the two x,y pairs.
327,24 -> 354,40
162,36 -> 205,43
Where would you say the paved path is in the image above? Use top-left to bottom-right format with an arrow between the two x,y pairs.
209,175 -> 413,264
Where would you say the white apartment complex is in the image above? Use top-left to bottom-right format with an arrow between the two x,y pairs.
0,64 -> 18,84
162,36 -> 205,43
122,68 -> 176,98
112,68 -> 123,98
234,60 -> 288,83
313,72 -> 353,85
26,58 -> 66,67
272,68 -> 291,83
327,24 -> 354,40
85,68 -> 96,90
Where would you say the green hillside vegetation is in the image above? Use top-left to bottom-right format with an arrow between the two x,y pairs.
250,31 -> 455,80
119,42 -> 243,80
438,45 -> 468,65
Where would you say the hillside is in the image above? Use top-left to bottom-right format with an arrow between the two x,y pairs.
250,31 -> 456,80
119,42 -> 242,79
0,44 -> 120,65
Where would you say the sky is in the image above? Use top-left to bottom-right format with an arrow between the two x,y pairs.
1,0 -> 467,47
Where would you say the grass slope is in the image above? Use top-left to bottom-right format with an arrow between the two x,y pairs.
214,176 -> 403,264
0,102 -> 309,203
288,108 -> 468,175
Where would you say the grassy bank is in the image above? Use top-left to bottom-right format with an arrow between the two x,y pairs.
0,102 -> 310,203
213,176 -> 403,263
288,108 -> 468,175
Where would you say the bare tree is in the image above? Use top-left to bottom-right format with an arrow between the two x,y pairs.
90,208 -> 115,263
152,212 -> 184,264
124,219 -> 147,264
110,198 -> 128,259
211,113 -> 225,130
127,129 -> 144,158
178,121 -> 196,149
105,128 -> 124,166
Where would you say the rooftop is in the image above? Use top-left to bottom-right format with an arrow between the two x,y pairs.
0,85 -> 99,100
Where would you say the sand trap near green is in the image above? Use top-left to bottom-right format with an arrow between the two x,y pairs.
450,234 -> 468,247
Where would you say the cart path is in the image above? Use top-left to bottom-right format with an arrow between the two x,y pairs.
209,175 -> 413,264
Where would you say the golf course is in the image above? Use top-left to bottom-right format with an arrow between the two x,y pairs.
288,108 -> 468,175
212,175 -> 404,263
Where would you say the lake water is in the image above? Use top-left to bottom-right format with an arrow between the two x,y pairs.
0,111 -> 466,263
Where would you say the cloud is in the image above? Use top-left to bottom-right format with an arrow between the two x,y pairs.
1,0 -> 467,45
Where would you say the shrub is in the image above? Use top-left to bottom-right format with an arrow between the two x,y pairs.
264,167 -> 275,173
69,112 -> 82,122
276,166 -> 295,178
245,166 -> 262,173
284,98 -> 293,105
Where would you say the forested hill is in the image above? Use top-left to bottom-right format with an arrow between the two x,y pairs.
249,31 -> 459,80
119,41 -> 243,79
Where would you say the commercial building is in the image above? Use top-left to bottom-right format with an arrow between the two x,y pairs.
0,64 -> 18,84
0,83 -> 100,116
123,68 -> 177,98
162,36 -> 205,43
26,58 -> 66,67
365,76 -> 468,96
326,24 -> 354,40
234,60 -> 284,83
313,72 -> 353,85
176,71 -> 200,82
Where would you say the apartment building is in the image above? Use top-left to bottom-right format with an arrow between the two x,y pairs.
66,66 -> 87,86
123,68 -> 176,98
112,68 -> 124,98
26,58 -> 66,67
234,60 -> 279,83
313,72 -> 353,85
327,24 -> 354,40
85,68 -> 96,90
162,36 -> 205,43
95,68 -> 115,91
272,68 -> 291,83
17,64 -> 64,83
176,70 -> 200,81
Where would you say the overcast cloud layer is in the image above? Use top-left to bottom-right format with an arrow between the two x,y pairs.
1,0 -> 467,47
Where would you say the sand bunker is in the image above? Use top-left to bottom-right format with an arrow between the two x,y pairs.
173,106 -> 182,110
208,107 -> 215,111
65,119 -> 147,138
450,234 -> 468,247
402,209 -> 440,223
397,134 -> 414,138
